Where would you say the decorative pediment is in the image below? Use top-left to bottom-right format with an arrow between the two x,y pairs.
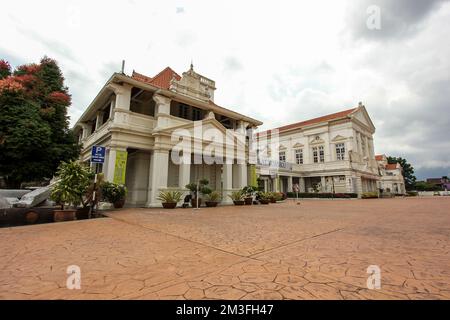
331,135 -> 347,142
350,105 -> 376,133
278,144 -> 287,151
292,142 -> 304,149
309,135 -> 325,145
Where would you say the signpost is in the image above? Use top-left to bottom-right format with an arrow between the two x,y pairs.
91,146 -> 106,164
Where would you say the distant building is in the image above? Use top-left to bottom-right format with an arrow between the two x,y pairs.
256,104 -> 380,197
426,177 -> 450,191
375,155 -> 406,194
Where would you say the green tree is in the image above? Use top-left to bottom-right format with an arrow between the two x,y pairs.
0,83 -> 52,188
0,57 -> 80,188
387,156 -> 417,190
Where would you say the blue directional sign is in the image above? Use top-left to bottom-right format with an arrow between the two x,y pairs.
91,145 -> 106,163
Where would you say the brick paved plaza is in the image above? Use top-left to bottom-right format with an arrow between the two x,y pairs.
1,197 -> 449,300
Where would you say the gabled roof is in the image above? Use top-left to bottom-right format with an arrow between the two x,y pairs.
386,163 -> 399,170
375,155 -> 384,161
258,107 -> 357,137
132,67 -> 181,90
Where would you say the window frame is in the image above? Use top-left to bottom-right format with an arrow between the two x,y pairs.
295,149 -> 303,164
335,143 -> 345,161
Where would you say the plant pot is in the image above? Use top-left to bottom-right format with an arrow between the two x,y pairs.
233,200 -> 245,206
113,199 -> 125,208
259,199 -> 270,205
53,209 -> 77,222
205,201 -> 219,207
76,207 -> 90,220
24,211 -> 39,224
244,197 -> 253,205
270,197 -> 276,203
162,202 -> 177,209
191,198 -> 202,208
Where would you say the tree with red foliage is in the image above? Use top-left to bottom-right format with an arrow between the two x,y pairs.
0,60 -> 11,79
0,57 -> 80,188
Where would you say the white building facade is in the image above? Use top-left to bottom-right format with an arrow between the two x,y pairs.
376,154 -> 406,195
255,104 -> 380,197
74,65 -> 262,207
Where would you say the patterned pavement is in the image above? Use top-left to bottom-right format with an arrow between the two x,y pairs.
1,197 -> 449,300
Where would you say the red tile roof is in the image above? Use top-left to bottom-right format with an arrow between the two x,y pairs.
385,163 -> 398,170
258,107 -> 357,136
375,155 -> 384,161
132,67 -> 181,90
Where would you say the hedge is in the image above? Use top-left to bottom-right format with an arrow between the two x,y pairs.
286,192 -> 357,199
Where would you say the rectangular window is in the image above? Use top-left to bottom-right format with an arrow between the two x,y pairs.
279,151 -> 286,162
336,143 -> 345,161
180,104 -> 189,119
192,107 -> 203,121
313,147 -> 318,163
319,146 -> 325,162
295,149 -> 303,164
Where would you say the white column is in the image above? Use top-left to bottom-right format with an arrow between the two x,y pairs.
179,163 -> 191,189
81,123 -> 90,139
114,84 -> 132,111
109,99 -> 115,119
154,94 -> 171,129
287,176 -> 293,193
222,163 -> 233,204
95,111 -> 103,130
299,177 -> 306,192
236,164 -> 247,188
355,176 -> 363,198
147,150 -> 169,207
321,176 -> 326,192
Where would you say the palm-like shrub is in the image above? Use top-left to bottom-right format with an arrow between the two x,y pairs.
228,190 -> 245,201
258,192 -> 272,200
205,191 -> 221,202
157,190 -> 183,203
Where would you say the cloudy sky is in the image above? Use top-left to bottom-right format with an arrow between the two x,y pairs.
1,0 -> 449,179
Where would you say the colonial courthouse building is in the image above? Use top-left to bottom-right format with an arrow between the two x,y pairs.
256,104 -> 380,195
74,64 -> 381,206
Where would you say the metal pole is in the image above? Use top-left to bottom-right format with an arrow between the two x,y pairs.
89,173 -> 98,219
195,180 -> 199,210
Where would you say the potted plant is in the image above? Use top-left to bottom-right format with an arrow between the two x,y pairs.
258,192 -> 271,205
77,173 -> 105,219
205,191 -> 221,207
268,192 -> 277,203
50,161 -> 92,222
242,186 -> 256,205
185,179 -> 209,208
102,182 -> 127,208
229,190 -> 245,205
157,190 -> 183,209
